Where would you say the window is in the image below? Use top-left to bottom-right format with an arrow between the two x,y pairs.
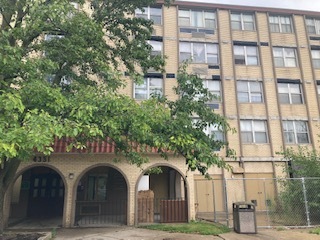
317,83 -> 320,97
231,13 -> 255,31
87,175 -> 108,201
44,35 -> 71,85
149,40 -> 162,56
46,75 -> 71,85
179,42 -> 219,64
44,34 -> 64,41
135,6 -> 162,24
306,18 -> 320,35
70,2 -> 79,9
237,81 -> 263,103
44,34 -> 64,55
192,120 -> 225,150
178,9 -> 215,33
278,82 -> 303,104
203,80 -> 221,102
283,120 -> 309,144
204,124 -> 224,141
273,47 -> 297,67
240,120 -> 268,143
269,15 -> 293,33
134,77 -> 163,99
205,124 -> 225,142
234,45 -> 259,65
204,124 -> 225,151
311,50 -> 320,68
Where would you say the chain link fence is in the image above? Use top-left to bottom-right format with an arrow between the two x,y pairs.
195,177 -> 320,228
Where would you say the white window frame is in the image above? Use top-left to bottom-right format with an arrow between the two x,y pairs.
205,124 -> 225,143
234,45 -> 259,66
192,120 -> 225,150
148,40 -> 162,56
179,42 -> 219,64
273,47 -> 297,67
203,80 -> 221,103
269,15 -> 293,33
134,77 -> 163,100
204,124 -> 225,151
278,82 -> 303,104
70,2 -> 79,9
231,13 -> 255,31
237,81 -> 263,103
178,9 -> 216,31
283,120 -> 310,144
306,18 -> 320,35
240,120 -> 268,144
44,34 -> 64,41
135,6 -> 162,25
311,50 -> 320,68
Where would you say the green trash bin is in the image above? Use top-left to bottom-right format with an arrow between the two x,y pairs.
233,202 -> 257,234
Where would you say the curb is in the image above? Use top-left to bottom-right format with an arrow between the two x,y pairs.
38,232 -> 52,240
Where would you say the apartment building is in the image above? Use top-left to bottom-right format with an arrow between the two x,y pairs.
4,0 -> 320,229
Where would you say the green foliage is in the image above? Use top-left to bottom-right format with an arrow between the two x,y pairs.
146,167 -> 163,175
279,147 -> 320,178
0,0 -> 231,181
140,221 -> 230,235
161,65 -> 234,174
310,227 -> 320,235
275,147 -> 320,225
0,0 -> 233,232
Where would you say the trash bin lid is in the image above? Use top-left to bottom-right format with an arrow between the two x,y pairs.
233,201 -> 255,208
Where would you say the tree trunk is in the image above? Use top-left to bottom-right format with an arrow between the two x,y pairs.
0,185 -> 6,235
0,158 -> 21,234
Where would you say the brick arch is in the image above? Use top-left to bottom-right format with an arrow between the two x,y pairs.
135,162 -> 189,188
69,163 -> 130,227
14,163 -> 67,187
5,164 -> 67,227
73,163 -> 130,190
135,163 -> 190,225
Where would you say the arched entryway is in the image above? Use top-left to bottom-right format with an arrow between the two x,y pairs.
137,165 -> 188,224
9,166 -> 65,226
74,166 -> 128,226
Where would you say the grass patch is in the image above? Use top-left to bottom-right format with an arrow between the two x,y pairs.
276,227 -> 286,231
310,228 -> 320,235
140,221 -> 230,235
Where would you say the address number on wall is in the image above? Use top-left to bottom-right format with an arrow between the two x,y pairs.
33,156 -> 50,162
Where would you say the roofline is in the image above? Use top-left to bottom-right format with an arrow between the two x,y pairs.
157,0 -> 320,16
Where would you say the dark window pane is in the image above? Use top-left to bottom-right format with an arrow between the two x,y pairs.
241,132 -> 253,143
297,133 -> 309,143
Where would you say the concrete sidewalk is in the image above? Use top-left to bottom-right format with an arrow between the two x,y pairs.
54,226 -> 320,240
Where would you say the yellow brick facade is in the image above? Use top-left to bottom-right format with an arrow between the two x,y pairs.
5,1 -> 320,229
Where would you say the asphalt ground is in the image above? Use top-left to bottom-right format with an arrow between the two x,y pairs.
53,226 -> 320,240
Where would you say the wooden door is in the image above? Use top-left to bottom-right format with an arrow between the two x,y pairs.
245,173 -> 275,211
194,175 -> 224,213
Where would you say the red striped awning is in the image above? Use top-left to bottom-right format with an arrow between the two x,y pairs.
52,137 -> 161,154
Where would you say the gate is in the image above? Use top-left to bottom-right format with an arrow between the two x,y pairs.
160,199 -> 188,223
138,198 -> 188,223
75,200 -> 127,226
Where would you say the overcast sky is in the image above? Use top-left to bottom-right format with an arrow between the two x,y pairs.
178,0 -> 320,12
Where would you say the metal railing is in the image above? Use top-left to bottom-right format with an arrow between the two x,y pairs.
75,199 -> 127,226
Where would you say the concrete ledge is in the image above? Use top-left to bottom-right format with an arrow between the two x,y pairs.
38,232 -> 52,240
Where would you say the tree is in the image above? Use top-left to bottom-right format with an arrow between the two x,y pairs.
0,0 -> 232,232
276,147 -> 320,225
